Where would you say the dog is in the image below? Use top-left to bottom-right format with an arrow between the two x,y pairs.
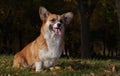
12,6 -> 73,72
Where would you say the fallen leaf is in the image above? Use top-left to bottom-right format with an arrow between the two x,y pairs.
90,72 -> 96,76
50,66 -> 62,72
8,74 -> 11,76
54,66 -> 62,72
104,70 -> 111,73
109,64 -> 116,72
65,66 -> 74,71
50,67 -> 54,71
55,66 -> 61,70
112,65 -> 116,72
85,60 -> 90,64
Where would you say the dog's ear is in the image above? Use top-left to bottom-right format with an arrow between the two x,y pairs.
62,12 -> 73,25
39,6 -> 49,21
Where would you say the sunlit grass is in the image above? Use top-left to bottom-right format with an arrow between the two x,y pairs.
0,55 -> 120,76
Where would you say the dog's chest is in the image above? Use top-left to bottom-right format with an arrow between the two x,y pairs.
39,35 -> 62,60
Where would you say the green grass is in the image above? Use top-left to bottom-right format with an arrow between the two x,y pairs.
0,55 -> 120,76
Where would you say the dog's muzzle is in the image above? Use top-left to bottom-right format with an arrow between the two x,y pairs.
49,22 -> 62,35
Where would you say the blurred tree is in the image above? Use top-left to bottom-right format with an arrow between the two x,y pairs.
90,0 -> 119,57
115,0 -> 120,57
77,0 -> 99,58
116,0 -> 120,31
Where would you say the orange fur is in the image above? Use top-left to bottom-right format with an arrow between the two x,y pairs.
12,6 -> 73,71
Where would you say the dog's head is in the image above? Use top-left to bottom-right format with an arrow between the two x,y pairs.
39,6 -> 73,36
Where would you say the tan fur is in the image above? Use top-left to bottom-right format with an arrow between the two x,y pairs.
12,6 -> 73,71
13,35 -> 47,68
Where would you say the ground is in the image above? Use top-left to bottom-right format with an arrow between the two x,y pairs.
0,55 -> 120,76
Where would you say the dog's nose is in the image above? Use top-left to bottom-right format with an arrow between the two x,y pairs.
57,23 -> 62,27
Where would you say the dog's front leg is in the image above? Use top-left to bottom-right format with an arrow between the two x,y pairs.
35,62 -> 42,72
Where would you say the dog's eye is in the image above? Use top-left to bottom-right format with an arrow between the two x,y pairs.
51,18 -> 56,22
60,19 -> 63,23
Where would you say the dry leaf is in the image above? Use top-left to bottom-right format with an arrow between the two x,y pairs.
54,66 -> 62,72
104,70 -> 111,73
90,72 -> 96,76
50,67 -> 54,71
55,66 -> 61,70
8,74 -> 11,76
112,65 -> 116,72
65,66 -> 74,71
109,64 -> 116,72
50,66 -> 62,72
86,60 -> 90,64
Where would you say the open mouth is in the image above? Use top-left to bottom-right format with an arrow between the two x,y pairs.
52,27 -> 61,35
49,24 -> 62,35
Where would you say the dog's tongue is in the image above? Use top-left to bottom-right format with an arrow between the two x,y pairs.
53,28 -> 61,35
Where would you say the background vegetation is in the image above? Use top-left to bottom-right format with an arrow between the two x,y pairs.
0,0 -> 120,58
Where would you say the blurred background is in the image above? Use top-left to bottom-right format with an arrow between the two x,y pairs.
0,0 -> 119,59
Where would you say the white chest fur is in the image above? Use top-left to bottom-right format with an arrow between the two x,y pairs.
39,35 -> 62,61
38,33 -> 62,68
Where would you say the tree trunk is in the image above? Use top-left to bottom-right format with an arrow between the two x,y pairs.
116,0 -> 120,31
78,2 -> 90,58
77,0 -> 98,58
80,14 -> 90,58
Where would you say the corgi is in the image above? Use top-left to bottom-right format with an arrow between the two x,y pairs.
12,6 -> 73,72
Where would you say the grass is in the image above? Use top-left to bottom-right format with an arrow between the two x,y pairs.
0,55 -> 120,76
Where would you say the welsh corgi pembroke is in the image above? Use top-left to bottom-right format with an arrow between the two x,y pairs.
13,6 -> 73,72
